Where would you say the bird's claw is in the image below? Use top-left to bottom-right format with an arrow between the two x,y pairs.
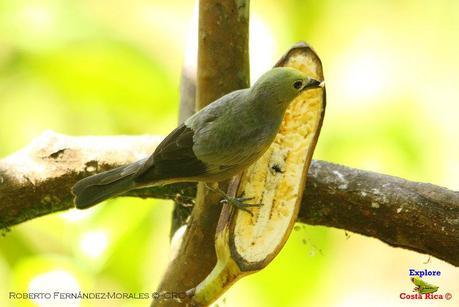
203,183 -> 262,216
219,196 -> 263,216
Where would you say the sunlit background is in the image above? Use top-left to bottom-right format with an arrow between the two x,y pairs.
1,0 -> 459,306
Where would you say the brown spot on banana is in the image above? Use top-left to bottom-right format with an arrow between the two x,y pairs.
188,42 -> 326,306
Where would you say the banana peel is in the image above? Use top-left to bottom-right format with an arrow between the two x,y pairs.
187,42 -> 326,306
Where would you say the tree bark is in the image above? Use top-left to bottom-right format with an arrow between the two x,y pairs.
0,131 -> 162,230
1,132 -> 458,267
300,160 -> 459,266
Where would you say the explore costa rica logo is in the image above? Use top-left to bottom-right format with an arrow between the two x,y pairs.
411,276 -> 438,294
399,269 -> 453,300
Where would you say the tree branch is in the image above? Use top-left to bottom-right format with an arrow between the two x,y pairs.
0,131 -> 188,229
1,132 -> 458,266
151,1 -> 251,305
300,160 -> 459,266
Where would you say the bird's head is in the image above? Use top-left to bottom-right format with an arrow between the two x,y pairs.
251,67 -> 323,107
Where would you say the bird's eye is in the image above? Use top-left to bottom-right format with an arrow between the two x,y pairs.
293,80 -> 303,90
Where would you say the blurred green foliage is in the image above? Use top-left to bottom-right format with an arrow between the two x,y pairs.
1,1 -> 459,307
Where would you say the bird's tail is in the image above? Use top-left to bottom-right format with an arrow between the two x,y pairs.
72,159 -> 146,209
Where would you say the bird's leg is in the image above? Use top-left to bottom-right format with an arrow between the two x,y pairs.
203,183 -> 262,216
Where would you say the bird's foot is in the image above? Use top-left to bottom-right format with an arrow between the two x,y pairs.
203,183 -> 262,216
219,196 -> 262,216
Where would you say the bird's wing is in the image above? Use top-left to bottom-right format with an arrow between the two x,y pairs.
186,89 -> 257,166
134,123 -> 208,183
135,89 -> 249,184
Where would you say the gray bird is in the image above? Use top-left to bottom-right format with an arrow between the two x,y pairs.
72,67 -> 322,209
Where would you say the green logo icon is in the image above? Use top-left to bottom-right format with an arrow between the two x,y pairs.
411,276 -> 439,294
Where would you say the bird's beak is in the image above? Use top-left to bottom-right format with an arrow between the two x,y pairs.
302,78 -> 324,91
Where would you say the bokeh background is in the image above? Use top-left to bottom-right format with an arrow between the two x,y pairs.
1,0 -> 458,306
